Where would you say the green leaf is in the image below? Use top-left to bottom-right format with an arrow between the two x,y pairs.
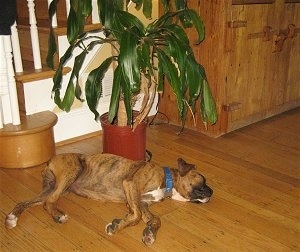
98,0 -> 124,28
115,0 -> 125,11
53,89 -> 62,107
72,50 -> 87,79
48,0 -> 58,18
108,65 -> 122,123
132,0 -> 142,10
56,51 -> 87,111
121,77 -> 133,126
175,0 -> 186,10
142,0 -> 152,19
70,50 -> 88,101
186,55 -> 204,105
137,42 -> 152,75
146,11 -> 175,31
175,0 -> 193,28
157,48 -> 184,118
97,0 -> 106,24
80,0 -> 92,17
183,9 -> 205,44
51,42 -> 78,110
61,83 -> 75,112
47,0 -> 59,68
46,28 -> 57,69
157,61 -> 164,93
75,81 -> 83,101
161,0 -> 170,12
52,67 -> 63,93
67,7 -> 79,43
161,24 -> 190,47
164,32 -> 186,73
119,27 -> 140,93
85,56 -> 114,120
201,79 -> 218,124
116,10 -> 145,34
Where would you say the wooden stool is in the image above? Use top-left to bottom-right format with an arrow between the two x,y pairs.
0,111 -> 57,168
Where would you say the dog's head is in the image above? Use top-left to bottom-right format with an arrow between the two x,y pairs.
173,158 -> 213,203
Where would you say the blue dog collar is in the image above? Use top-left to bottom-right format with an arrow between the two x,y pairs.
164,167 -> 173,198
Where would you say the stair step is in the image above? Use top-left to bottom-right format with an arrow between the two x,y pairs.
54,23 -> 102,36
0,111 -> 57,169
15,66 -> 71,83
14,67 -> 71,118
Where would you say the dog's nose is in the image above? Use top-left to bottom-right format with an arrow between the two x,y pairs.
202,185 -> 213,197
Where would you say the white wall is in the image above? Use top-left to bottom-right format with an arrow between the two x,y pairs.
23,72 -> 109,143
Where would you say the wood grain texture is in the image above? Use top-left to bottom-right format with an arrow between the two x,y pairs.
1,108 -> 299,251
158,0 -> 300,137
0,112 -> 57,168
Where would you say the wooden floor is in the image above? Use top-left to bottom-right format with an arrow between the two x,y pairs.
1,108 -> 299,251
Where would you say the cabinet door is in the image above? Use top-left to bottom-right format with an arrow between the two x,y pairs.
158,0 -> 299,137
158,1 -> 231,137
227,0 -> 300,131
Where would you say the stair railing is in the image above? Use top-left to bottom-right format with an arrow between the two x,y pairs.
0,0 -> 100,129
0,35 -> 21,127
27,0 -> 42,70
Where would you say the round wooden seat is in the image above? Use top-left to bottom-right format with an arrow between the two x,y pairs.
0,111 -> 57,168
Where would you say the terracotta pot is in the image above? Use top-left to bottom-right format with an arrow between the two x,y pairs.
100,113 -> 147,161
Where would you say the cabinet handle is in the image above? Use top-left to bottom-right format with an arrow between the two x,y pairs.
272,24 -> 296,52
248,24 -> 298,52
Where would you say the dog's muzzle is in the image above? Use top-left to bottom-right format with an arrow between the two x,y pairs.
189,184 -> 213,204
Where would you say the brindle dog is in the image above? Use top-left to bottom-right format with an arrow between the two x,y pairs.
5,153 -> 213,246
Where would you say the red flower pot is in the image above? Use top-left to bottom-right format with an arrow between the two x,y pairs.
100,113 -> 147,161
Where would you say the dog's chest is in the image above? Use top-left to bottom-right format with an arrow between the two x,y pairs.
141,188 -> 165,202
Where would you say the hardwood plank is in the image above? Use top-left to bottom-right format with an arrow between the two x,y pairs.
0,172 -> 80,251
165,206 -> 290,251
1,108 -> 299,251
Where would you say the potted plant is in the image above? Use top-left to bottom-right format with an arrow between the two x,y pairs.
47,0 -> 217,160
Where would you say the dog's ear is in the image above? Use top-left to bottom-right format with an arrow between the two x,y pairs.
177,158 -> 196,176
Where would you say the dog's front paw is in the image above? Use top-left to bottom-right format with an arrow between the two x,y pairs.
142,226 -> 156,246
5,213 -> 18,229
105,219 -> 121,235
53,214 -> 68,224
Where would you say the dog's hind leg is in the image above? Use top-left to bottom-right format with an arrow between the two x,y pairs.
5,166 -> 58,229
42,154 -> 84,224
140,202 -> 161,246
5,186 -> 53,229
43,177 -> 74,224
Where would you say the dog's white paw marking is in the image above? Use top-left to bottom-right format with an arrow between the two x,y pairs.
142,230 -> 155,246
5,213 -> 18,229
58,214 -> 68,224
105,223 -> 114,235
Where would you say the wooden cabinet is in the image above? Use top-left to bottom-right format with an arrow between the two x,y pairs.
158,0 -> 300,137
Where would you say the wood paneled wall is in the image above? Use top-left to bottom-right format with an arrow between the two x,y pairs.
158,0 -> 300,137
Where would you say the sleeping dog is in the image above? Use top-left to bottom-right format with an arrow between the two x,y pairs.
5,153 -> 213,246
